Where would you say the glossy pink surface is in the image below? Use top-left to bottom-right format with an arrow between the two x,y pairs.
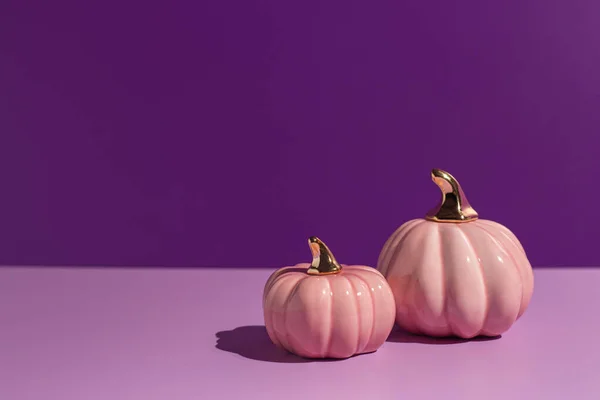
262,264 -> 396,358
377,219 -> 534,338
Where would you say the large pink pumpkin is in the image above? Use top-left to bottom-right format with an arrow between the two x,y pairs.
377,169 -> 534,338
263,237 -> 396,359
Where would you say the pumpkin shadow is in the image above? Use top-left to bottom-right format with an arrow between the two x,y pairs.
387,326 -> 501,345
215,325 -> 340,363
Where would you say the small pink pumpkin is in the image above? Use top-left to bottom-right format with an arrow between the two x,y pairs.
377,169 -> 534,338
263,237 -> 396,359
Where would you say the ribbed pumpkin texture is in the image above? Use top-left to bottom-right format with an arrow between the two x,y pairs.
377,219 -> 534,338
263,264 -> 396,359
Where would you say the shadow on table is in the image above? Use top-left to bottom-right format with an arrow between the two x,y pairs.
215,324 -> 499,362
215,325 -> 341,363
387,325 -> 501,345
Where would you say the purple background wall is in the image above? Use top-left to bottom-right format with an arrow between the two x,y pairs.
1,1 -> 599,267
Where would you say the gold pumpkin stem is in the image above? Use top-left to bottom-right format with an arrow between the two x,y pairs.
306,237 -> 342,275
425,169 -> 478,223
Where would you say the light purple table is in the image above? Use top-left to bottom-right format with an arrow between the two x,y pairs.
1,267 -> 598,399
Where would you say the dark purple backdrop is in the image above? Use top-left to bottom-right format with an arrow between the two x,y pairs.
2,1 -> 599,267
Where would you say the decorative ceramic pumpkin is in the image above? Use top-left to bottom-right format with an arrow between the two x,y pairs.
263,237 -> 396,359
377,169 -> 534,338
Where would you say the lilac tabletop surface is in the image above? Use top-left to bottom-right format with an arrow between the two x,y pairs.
1,267 -> 598,400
